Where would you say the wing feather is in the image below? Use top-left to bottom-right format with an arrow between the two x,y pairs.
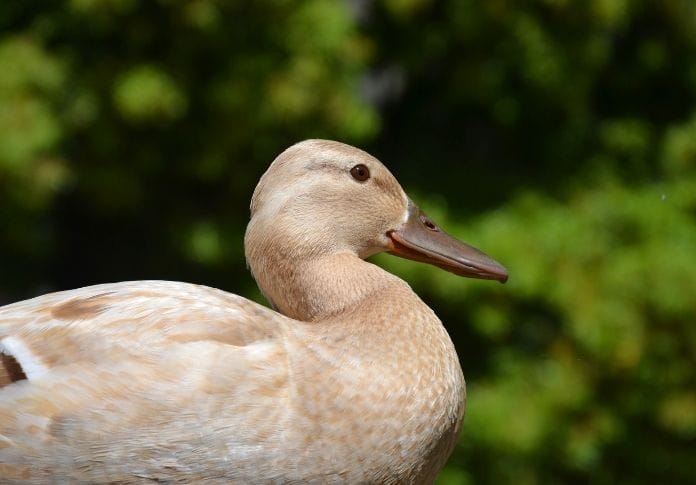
0,281 -> 286,377
0,281 -> 294,482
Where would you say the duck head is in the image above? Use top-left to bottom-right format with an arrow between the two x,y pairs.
245,140 -> 507,316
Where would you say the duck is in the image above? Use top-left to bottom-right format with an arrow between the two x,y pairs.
0,139 -> 507,484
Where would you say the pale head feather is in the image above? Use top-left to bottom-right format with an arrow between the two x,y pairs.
247,139 -> 409,259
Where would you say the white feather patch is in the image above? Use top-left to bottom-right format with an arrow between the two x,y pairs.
0,335 -> 49,380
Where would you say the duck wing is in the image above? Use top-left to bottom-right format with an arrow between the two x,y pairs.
0,280 -> 292,482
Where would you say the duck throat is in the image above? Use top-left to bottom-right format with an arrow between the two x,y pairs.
248,249 -> 396,322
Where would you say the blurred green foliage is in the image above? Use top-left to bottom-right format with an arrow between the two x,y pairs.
0,1 -> 694,483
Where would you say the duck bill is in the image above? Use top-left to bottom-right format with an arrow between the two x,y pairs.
387,201 -> 508,283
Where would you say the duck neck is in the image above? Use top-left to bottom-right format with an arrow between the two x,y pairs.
250,250 -> 400,322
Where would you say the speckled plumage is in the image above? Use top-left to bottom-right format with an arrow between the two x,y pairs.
0,140 -> 506,484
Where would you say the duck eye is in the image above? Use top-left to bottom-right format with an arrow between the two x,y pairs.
350,164 -> 370,182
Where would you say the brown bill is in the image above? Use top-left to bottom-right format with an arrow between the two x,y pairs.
387,200 -> 508,283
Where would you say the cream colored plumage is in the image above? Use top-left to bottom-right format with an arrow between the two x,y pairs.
0,140 -> 507,483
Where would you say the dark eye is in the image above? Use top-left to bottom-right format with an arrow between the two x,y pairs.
350,164 -> 370,182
